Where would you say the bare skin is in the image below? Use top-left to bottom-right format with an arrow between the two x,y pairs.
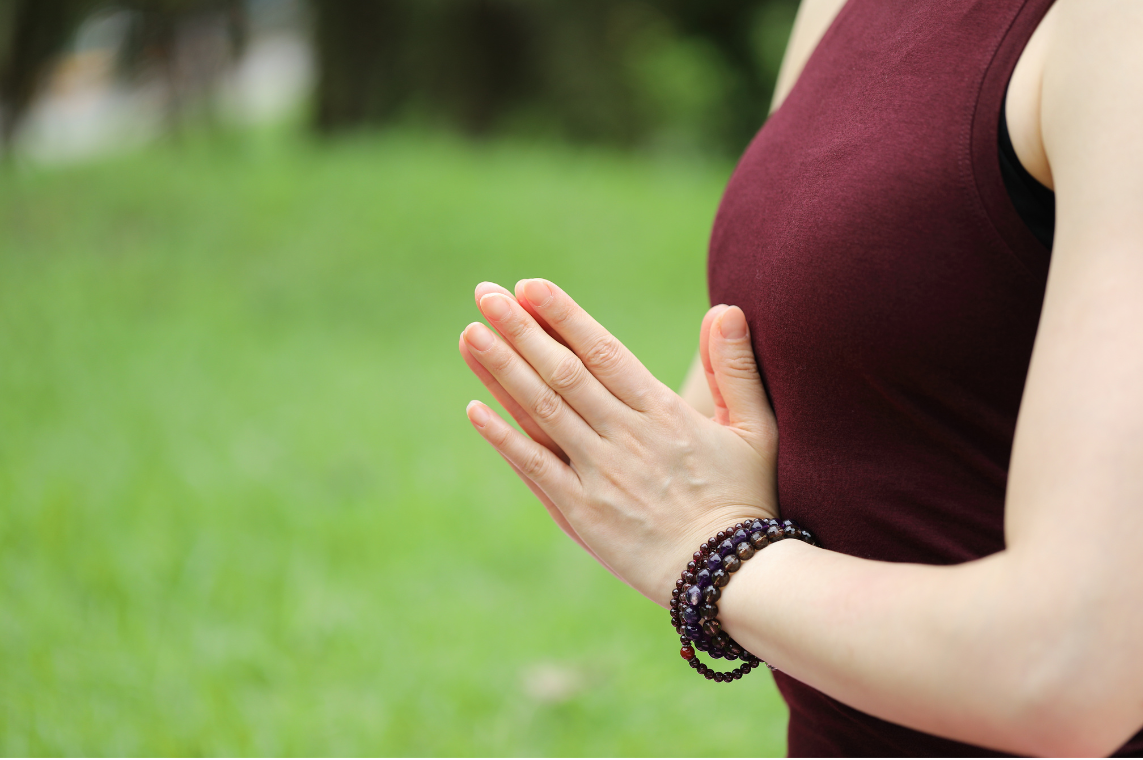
460,0 -> 1143,755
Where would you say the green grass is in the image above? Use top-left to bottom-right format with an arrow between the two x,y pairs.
0,129 -> 788,756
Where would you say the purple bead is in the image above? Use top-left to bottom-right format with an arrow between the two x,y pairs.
685,585 -> 703,607
681,605 -> 699,624
718,539 -> 736,557
748,519 -> 766,534
731,529 -> 749,547
684,623 -> 702,639
709,648 -> 724,660
695,569 -> 712,588
705,553 -> 723,571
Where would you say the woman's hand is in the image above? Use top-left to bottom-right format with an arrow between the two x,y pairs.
458,279 -> 779,606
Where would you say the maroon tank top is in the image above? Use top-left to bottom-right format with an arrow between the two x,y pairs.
707,0 -> 1143,755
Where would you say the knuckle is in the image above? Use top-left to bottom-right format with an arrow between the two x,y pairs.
582,336 -> 624,373
546,298 -> 575,326
548,353 -> 588,394
531,387 -> 564,424
518,447 -> 549,479
486,347 -> 514,373
499,311 -> 530,338
722,351 -> 760,378
491,423 -> 515,448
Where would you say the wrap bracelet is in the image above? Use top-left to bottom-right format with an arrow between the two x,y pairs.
669,517 -> 818,683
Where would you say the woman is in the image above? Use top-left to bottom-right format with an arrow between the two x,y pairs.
458,0 -> 1143,754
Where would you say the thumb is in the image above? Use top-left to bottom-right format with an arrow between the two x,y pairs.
709,306 -> 776,445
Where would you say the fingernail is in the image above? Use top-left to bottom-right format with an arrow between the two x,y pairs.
467,400 -> 491,427
480,293 -> 512,321
719,307 -> 748,340
464,322 -> 495,351
523,279 -> 553,308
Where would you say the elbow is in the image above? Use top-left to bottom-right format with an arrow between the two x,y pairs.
1004,666 -> 1141,757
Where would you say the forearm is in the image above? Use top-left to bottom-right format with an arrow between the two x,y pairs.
719,539 -> 1133,756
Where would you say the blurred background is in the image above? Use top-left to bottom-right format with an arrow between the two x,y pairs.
0,0 -> 797,754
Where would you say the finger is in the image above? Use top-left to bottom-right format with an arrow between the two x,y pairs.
699,304 -> 732,425
462,320 -> 597,453
709,306 -> 777,446
517,279 -> 660,411
475,282 -> 569,348
465,398 -> 580,507
458,334 -> 566,460
511,280 -> 570,348
479,292 -> 625,431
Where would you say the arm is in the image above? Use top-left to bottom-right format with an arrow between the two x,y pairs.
722,1 -> 1143,754
460,1 -> 1143,755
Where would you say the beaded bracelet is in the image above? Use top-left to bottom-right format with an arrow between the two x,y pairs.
669,517 -> 818,683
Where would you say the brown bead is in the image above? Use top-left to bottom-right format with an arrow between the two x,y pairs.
703,585 -> 721,604
736,542 -> 755,560
722,555 -> 741,573
702,619 -> 721,637
680,646 -> 695,660
700,603 -> 718,622
750,531 -> 768,549
766,526 -> 784,542
712,569 -> 729,588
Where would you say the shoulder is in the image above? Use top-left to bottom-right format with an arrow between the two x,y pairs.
769,0 -> 849,113
1039,0 -> 1143,242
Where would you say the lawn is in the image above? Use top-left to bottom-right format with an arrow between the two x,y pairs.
0,129 -> 789,755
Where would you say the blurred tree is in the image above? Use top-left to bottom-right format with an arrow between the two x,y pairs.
0,0 -> 798,156
309,0 -> 799,154
0,0 -> 92,152
0,0 -> 245,153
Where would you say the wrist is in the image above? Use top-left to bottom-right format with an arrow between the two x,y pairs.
668,518 -> 818,681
